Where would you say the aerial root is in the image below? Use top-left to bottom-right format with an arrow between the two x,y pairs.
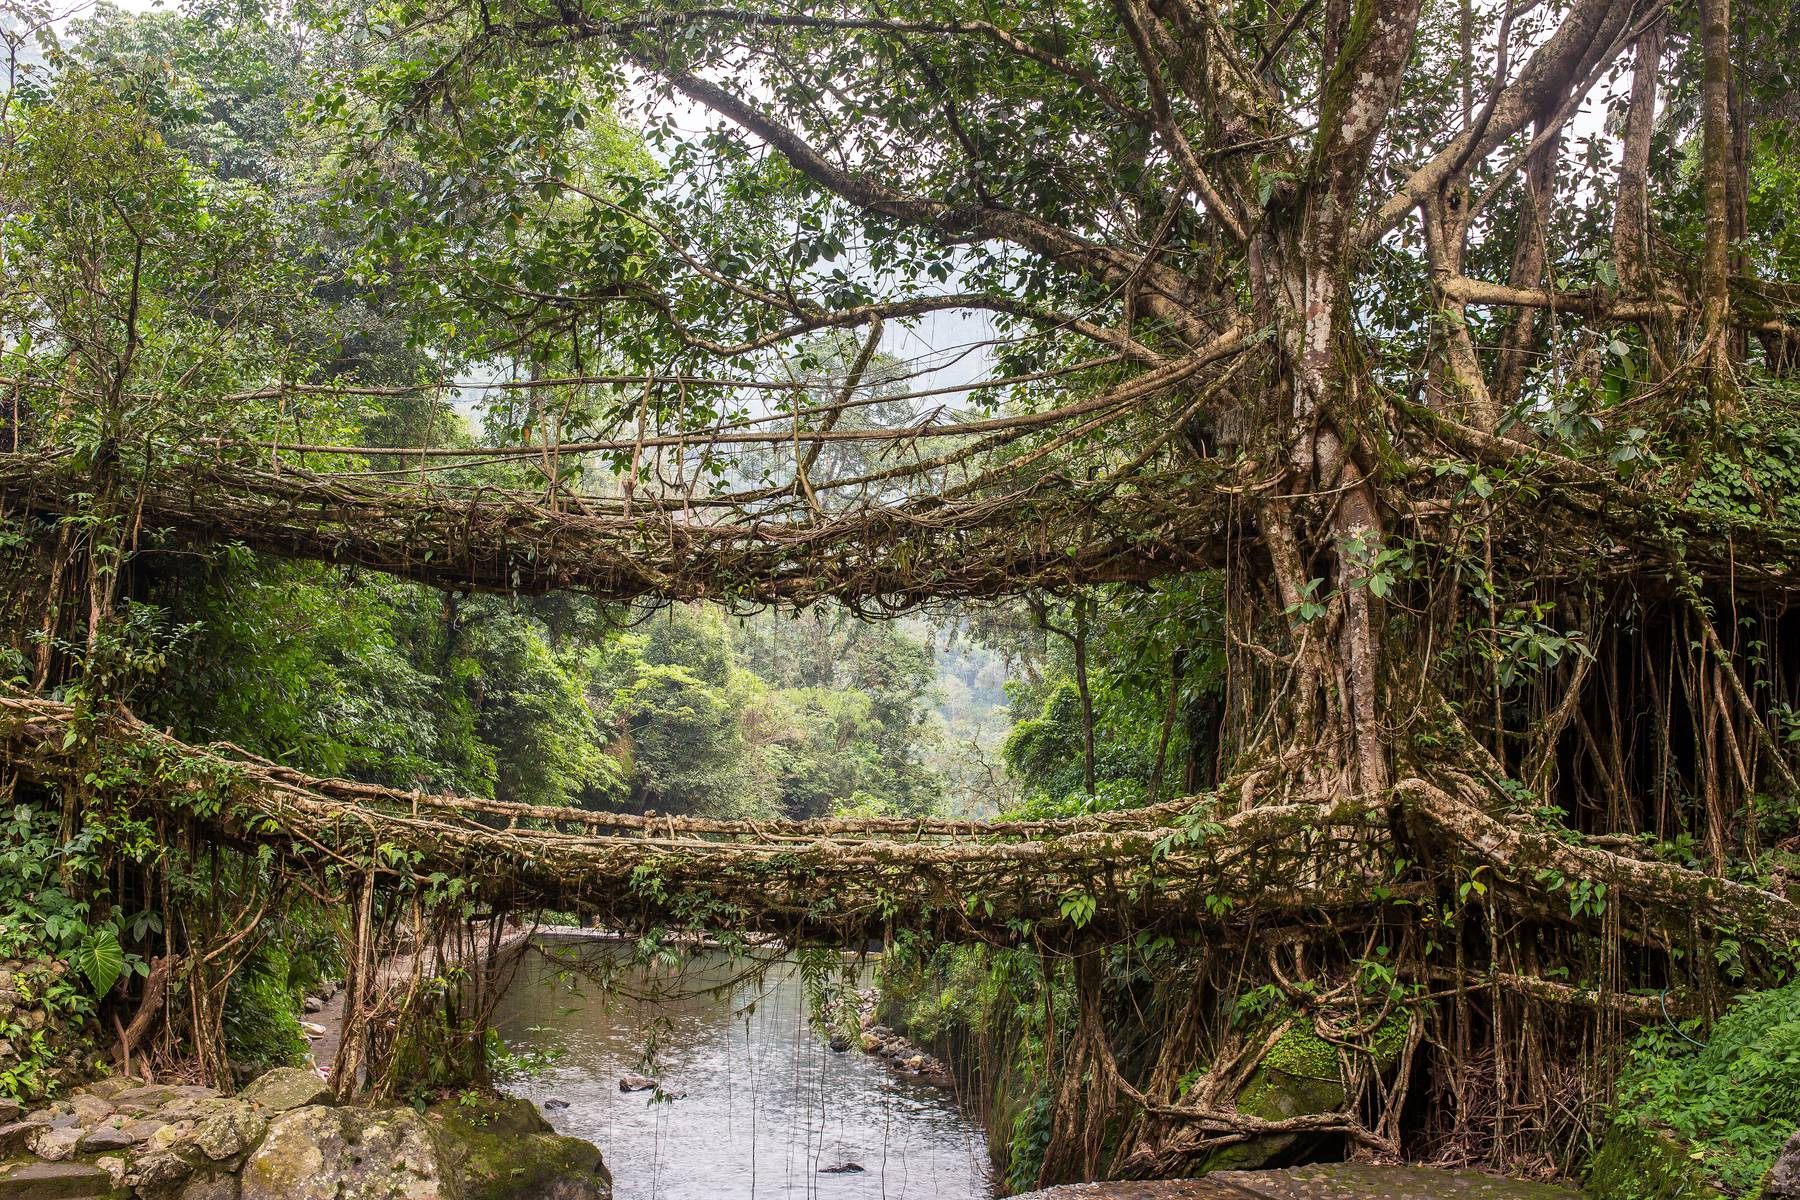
1395,776 -> 1800,944
8,686 -> 1798,1174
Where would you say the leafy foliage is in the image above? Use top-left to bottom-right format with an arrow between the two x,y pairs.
1606,980 -> 1800,1194
1000,578 -> 1224,816
221,942 -> 310,1075
592,605 -> 945,818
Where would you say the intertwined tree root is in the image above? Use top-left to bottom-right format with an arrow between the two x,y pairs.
0,451 -> 1238,607
5,688 -> 1791,953
7,677 -> 1797,1170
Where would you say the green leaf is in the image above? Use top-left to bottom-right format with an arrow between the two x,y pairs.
1059,891 -> 1097,928
75,929 -> 125,997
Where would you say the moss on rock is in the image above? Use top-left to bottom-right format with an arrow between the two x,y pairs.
431,1094 -> 611,1200
1585,1124 -> 1725,1200
236,1094 -> 608,1200
1200,1010 -> 1409,1174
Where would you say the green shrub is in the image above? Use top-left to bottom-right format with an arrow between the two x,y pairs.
222,943 -> 308,1074
1602,980 -> 1800,1195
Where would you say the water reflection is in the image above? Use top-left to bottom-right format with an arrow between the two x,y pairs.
490,937 -> 995,1200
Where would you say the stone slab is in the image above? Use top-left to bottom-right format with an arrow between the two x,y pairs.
1015,1165 -> 1582,1200
0,1161 -> 114,1200
79,1125 -> 138,1152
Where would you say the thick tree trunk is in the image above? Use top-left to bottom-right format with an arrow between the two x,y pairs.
1250,221 -> 1394,797
1422,186 -> 1497,427
1493,101 -> 1562,415
1698,0 -> 1735,411
1613,20 -> 1667,372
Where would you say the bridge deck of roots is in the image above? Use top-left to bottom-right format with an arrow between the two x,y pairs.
4,690 -> 1790,958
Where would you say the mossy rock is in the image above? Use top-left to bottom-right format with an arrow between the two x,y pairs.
239,1067 -> 334,1113
430,1094 -> 612,1200
1585,1123 -> 1726,1200
1200,1011 -> 1409,1174
240,1096 -> 609,1200
0,1160 -> 130,1200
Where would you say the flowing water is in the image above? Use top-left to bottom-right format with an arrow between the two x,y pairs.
491,936 -> 995,1200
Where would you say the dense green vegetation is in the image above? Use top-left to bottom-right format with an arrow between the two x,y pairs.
141,559 -> 956,820
999,580 -> 1225,817
0,0 -> 1215,841
0,1 -> 975,828
0,1 -> 1149,1106
1595,981 -> 1800,1197
0,0 -> 996,1097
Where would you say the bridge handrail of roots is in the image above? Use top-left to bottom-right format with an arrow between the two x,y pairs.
5,396 -> 1800,613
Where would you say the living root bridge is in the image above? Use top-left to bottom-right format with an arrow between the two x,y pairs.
0,451 -> 1239,606
5,422 -> 1797,617
5,690 -> 1795,955
0,691 -> 1388,941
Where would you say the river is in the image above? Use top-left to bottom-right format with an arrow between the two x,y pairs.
491,936 -> 996,1200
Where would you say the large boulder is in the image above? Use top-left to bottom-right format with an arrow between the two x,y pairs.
240,1106 -> 443,1200
1766,1129 -> 1800,1199
1198,1009 -> 1410,1173
189,1099 -> 269,1163
239,1068 -> 334,1113
239,1098 -> 609,1200
431,1095 -> 612,1200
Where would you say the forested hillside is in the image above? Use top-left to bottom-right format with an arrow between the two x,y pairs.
2,2 -> 980,825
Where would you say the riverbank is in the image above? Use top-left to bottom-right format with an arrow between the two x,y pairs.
0,1067 -> 610,1199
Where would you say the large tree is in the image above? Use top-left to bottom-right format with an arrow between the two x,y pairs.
311,0 -> 1800,1171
